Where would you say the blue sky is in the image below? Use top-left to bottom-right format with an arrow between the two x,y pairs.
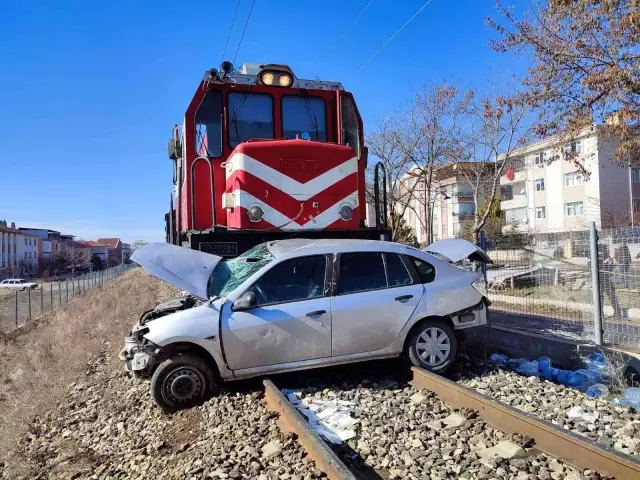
0,0 -> 529,243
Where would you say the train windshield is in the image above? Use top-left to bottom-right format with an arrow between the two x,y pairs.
282,96 -> 326,141
228,93 -> 274,147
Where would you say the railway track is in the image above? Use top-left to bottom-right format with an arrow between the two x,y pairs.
262,362 -> 640,480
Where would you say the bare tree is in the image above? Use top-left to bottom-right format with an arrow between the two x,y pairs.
488,0 -> 640,166
367,83 -> 472,243
457,92 -> 532,244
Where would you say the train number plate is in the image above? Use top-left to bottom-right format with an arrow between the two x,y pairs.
199,242 -> 238,257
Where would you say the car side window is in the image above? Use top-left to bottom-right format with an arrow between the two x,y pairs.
409,257 -> 436,284
250,255 -> 326,306
338,252 -> 386,295
385,254 -> 413,287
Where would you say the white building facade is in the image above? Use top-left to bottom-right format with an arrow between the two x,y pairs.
500,126 -> 639,234
1,227 -> 39,276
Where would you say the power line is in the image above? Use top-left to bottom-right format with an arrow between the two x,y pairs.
233,0 -> 257,65
221,0 -> 242,63
328,0 -> 375,54
358,0 -> 434,71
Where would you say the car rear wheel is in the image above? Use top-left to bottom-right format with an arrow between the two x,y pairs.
406,320 -> 457,372
151,354 -> 216,413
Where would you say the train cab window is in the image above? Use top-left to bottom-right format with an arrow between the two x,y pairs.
282,96 -> 327,141
340,95 -> 361,159
229,93 -> 274,147
195,90 -> 223,157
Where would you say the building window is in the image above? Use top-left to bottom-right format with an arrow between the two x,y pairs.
535,179 -> 545,192
432,223 -> 439,236
563,140 -> 582,154
453,202 -> 475,217
505,207 -> 527,224
536,207 -> 546,219
534,152 -> 545,165
565,201 -> 584,216
500,185 -> 513,201
564,172 -> 584,187
633,198 -> 640,213
24,238 -> 27,245
632,169 -> 640,183
453,223 -> 461,236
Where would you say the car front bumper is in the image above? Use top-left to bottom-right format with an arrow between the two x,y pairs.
119,335 -> 159,376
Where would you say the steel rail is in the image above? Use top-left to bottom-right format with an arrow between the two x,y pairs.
263,379 -> 356,480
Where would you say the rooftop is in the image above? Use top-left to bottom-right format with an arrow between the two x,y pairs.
97,238 -> 121,248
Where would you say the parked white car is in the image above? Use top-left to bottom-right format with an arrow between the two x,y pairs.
121,238 -> 491,411
0,278 -> 39,290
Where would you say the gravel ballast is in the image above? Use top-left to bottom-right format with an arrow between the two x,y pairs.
280,362 -> 610,480
2,345 -> 326,480
455,360 -> 640,458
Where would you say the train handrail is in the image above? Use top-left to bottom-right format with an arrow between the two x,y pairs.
374,162 -> 388,229
190,156 -> 216,230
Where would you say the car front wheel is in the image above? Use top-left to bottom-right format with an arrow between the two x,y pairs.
150,354 -> 216,413
406,320 -> 457,372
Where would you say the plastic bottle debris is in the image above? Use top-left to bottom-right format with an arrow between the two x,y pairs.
489,353 -> 509,368
507,358 -> 527,370
613,387 -> 640,409
515,360 -> 539,377
538,356 -> 552,380
585,383 -> 609,399
556,369 -> 587,389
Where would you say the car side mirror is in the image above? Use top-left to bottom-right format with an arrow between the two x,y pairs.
232,291 -> 257,312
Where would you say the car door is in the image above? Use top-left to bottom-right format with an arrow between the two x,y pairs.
221,254 -> 332,370
331,252 -> 424,356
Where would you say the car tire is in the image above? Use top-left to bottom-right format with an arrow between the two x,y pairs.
405,319 -> 458,373
150,354 -> 216,413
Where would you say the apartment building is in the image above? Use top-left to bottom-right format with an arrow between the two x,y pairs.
398,164 -> 489,245
500,126 -> 638,234
0,226 -> 39,275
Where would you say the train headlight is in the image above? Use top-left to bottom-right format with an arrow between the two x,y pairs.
247,205 -> 264,222
260,72 -> 274,86
339,205 -> 353,221
278,73 -> 293,87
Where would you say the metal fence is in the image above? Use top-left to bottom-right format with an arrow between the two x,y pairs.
0,264 -> 133,333
483,224 -> 640,350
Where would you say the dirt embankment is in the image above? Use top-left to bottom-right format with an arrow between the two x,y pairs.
0,269 -> 175,478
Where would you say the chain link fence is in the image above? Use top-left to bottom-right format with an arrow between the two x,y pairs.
483,225 -> 640,350
0,264 -> 133,334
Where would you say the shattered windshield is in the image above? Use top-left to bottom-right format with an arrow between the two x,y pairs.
207,243 -> 274,297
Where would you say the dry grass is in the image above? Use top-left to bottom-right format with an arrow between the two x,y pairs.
0,269 -> 173,467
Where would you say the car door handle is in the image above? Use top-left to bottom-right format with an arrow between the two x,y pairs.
395,295 -> 413,303
306,309 -> 326,319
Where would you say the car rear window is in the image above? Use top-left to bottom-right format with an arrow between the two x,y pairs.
409,257 -> 436,284
384,253 -> 412,287
338,253 -> 386,294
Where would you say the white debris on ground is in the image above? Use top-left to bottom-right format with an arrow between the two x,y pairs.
283,389 -> 357,444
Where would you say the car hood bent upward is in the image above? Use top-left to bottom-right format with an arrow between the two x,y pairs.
131,243 -> 222,300
425,238 -> 493,264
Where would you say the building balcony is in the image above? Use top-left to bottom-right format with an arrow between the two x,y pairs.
500,169 -> 527,185
502,222 -> 529,234
500,194 -> 527,210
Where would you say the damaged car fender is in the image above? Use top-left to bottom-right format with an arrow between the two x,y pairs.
140,302 -> 232,380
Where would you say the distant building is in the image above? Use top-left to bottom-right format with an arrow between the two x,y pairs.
74,241 -> 109,265
19,228 -> 65,260
398,164 -> 491,245
97,238 -> 126,265
499,126 -> 640,234
1,226 -> 39,276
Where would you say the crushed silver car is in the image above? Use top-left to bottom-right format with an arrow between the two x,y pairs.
121,238 -> 491,411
